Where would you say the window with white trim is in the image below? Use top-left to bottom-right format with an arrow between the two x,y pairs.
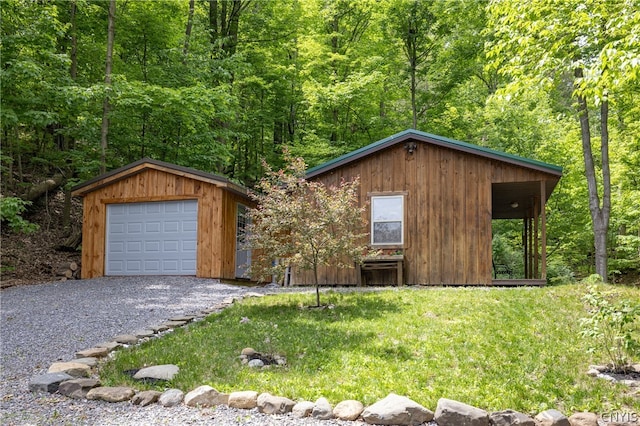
371,195 -> 404,245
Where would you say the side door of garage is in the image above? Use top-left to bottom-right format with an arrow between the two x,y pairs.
105,200 -> 198,275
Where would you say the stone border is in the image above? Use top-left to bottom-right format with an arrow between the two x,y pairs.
28,292 -> 638,426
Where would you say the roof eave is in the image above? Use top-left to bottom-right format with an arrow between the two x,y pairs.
306,129 -> 563,179
71,158 -> 248,197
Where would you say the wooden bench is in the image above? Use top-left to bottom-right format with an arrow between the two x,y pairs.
357,255 -> 404,286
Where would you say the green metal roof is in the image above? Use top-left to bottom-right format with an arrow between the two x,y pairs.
306,129 -> 563,178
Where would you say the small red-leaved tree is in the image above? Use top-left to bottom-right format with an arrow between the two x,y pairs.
247,151 -> 373,307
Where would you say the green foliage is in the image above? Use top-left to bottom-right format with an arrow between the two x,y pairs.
580,284 -> 640,371
98,285 -> 640,412
1,0 -> 638,279
0,197 -> 39,233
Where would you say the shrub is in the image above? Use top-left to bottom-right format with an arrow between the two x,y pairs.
0,196 -> 39,233
579,283 -> 640,371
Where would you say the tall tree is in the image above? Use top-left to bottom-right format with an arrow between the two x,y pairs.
99,0 -> 116,174
487,0 -> 640,281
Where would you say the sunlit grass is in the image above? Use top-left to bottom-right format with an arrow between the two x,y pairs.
99,284 -> 639,414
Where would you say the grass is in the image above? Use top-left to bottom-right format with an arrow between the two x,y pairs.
99,284 -> 639,415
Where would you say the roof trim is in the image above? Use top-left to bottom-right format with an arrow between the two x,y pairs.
71,158 -> 249,197
306,129 -> 563,178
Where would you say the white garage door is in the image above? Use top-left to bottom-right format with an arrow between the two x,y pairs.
106,200 -> 198,275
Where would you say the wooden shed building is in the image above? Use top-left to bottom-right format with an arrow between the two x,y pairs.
298,129 -> 563,286
72,158 -> 253,280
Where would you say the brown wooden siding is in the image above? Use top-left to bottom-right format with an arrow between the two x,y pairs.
79,168 -> 252,280
299,141 -> 556,286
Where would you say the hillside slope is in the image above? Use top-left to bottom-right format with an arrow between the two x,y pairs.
1,190 -> 82,288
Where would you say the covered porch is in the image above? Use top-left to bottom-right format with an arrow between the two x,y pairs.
491,180 -> 557,286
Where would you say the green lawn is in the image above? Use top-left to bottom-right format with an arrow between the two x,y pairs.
99,284 -> 639,415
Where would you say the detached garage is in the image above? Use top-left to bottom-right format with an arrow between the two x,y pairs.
72,158 -> 254,280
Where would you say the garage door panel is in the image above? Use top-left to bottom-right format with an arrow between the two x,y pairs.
106,200 -> 198,276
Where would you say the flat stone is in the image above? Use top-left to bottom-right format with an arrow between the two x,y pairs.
58,378 -> 101,399
292,401 -> 315,418
133,364 -> 179,381
535,409 -> 571,426
113,334 -> 138,345
132,390 -> 162,407
228,391 -> 259,409
86,386 -> 135,403
434,398 -> 488,426
73,357 -> 98,368
94,341 -> 121,351
312,397 -> 333,420
244,292 -> 264,298
184,385 -> 228,407
29,372 -> 74,393
257,393 -> 295,415
47,362 -> 91,378
362,393 -> 434,425
568,412 -> 598,426
133,330 -> 155,339
159,389 -> 184,407
169,315 -> 194,322
150,324 -> 170,333
333,400 -> 364,421
76,347 -> 109,358
490,409 -> 535,426
162,320 -> 187,329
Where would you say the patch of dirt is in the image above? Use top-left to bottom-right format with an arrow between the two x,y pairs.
1,189 -> 82,289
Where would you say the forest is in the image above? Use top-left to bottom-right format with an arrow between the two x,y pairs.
1,0 -> 639,284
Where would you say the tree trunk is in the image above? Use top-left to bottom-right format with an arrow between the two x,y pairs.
100,0 -> 116,174
182,0 -> 195,63
23,174 -> 65,202
574,68 -> 611,282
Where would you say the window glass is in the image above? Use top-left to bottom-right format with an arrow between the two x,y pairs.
371,195 -> 403,245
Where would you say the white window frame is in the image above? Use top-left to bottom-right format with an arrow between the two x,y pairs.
370,195 -> 404,246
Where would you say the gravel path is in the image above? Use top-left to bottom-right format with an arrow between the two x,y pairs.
0,277 -> 359,425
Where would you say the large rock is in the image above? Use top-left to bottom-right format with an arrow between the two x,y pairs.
535,409 -> 571,426
434,398 -> 489,426
362,393 -> 434,426
568,412 -> 598,426
184,385 -> 228,407
76,347 -> 109,358
257,393 -> 296,415
132,390 -> 162,407
490,409 -> 535,426
58,378 -> 101,399
333,400 -> 364,421
133,364 -> 179,381
86,386 -> 135,403
228,391 -> 259,409
47,361 -> 91,378
312,397 -> 334,420
159,388 -> 184,407
292,401 -> 315,418
28,372 -> 74,393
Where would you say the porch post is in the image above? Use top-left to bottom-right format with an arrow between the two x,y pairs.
540,180 -> 547,281
523,217 -> 528,279
534,195 -> 539,278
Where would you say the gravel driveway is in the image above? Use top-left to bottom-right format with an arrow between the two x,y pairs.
0,277 -> 357,425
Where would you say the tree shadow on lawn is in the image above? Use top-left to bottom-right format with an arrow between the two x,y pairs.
102,291 -> 407,393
